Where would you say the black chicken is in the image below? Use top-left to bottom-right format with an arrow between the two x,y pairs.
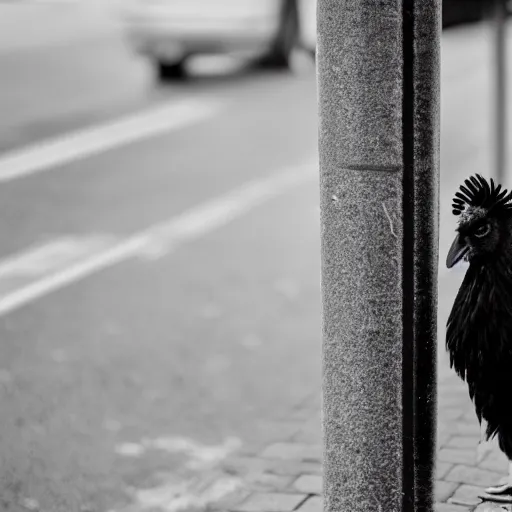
446,173 -> 512,502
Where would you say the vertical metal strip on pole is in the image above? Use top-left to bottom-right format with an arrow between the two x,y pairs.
406,2 -> 441,510
318,1 -> 440,510
401,3 -> 416,508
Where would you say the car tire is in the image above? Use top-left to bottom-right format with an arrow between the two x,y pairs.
156,59 -> 186,81
258,0 -> 299,69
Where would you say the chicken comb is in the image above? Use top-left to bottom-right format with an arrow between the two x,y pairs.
451,173 -> 512,216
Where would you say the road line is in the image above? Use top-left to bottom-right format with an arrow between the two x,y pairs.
0,235 -> 117,279
0,162 -> 317,316
0,99 -> 221,183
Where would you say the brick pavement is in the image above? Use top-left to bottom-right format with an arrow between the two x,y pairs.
209,396 -> 323,512
206,20 -> 512,512
206,366 -> 511,512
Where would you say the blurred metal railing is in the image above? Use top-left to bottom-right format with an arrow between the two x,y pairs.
492,0 -> 508,184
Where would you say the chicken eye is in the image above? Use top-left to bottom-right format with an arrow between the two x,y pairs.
474,223 -> 491,238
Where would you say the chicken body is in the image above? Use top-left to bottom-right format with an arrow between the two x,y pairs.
447,174 -> 512,502
447,254 -> 512,458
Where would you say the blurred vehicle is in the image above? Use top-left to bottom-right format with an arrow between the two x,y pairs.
443,0 -> 511,28
120,0 -> 317,80
443,0 -> 485,28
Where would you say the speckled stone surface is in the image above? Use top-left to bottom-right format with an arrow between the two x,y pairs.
317,2 -> 402,170
318,1 -> 440,511
320,169 -> 404,511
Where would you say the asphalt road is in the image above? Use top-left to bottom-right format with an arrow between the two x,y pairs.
0,8 -> 511,512
0,13 -> 322,512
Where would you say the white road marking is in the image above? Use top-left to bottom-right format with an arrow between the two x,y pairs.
0,161 -> 317,316
0,235 -> 119,300
0,235 -> 116,279
0,236 -> 147,316
0,99 -> 221,183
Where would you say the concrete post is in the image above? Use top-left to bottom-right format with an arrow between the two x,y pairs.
318,2 -> 440,511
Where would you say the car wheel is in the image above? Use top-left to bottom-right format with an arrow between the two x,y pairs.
259,0 -> 299,69
156,59 -> 186,81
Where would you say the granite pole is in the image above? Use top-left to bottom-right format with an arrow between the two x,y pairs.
318,2 -> 440,511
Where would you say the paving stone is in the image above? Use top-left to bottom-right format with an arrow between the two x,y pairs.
292,475 -> 322,495
447,436 -> 481,450
296,496 -> 322,512
479,450 -> 509,474
246,473 -> 295,491
461,411 -> 479,423
438,448 -> 478,466
233,492 -> 307,512
260,443 -> 321,463
293,430 -> 322,444
445,465 -> 504,487
442,409 -> 466,420
437,462 -> 454,480
435,503 -> 474,512
438,432 -> 453,448
281,407 -> 319,422
457,424 -> 481,437
437,372 -> 462,386
438,421 -> 481,437
222,456 -> 322,477
270,461 -> 322,477
439,396 -> 470,410
258,421 -> 303,442
441,388 -> 469,399
448,484 -> 485,507
295,417 -> 320,432
292,418 -> 322,444
435,481 -> 459,502
210,488 -> 253,511
474,502 -> 512,511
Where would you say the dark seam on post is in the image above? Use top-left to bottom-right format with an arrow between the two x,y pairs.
402,0 -> 416,511
340,164 -> 402,173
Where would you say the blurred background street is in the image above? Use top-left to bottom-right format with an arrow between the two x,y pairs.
0,1 -> 511,511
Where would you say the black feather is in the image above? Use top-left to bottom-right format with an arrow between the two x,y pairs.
447,258 -> 512,452
451,174 -> 512,216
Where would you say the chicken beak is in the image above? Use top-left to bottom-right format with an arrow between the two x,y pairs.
446,233 -> 469,268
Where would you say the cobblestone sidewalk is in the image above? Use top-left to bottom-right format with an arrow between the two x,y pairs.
210,395 -> 323,512
206,363 -> 511,512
